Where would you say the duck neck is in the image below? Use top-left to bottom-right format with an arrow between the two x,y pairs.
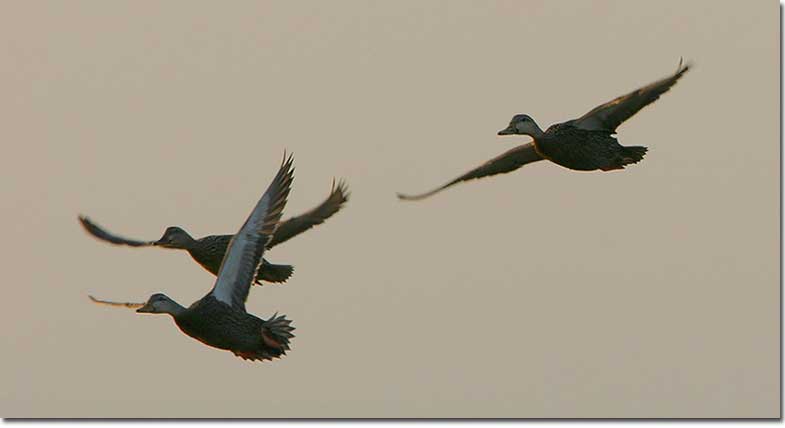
527,122 -> 545,140
165,301 -> 187,318
183,235 -> 196,250
176,235 -> 197,251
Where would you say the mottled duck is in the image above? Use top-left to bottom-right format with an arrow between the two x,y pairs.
79,179 -> 348,285
398,60 -> 691,201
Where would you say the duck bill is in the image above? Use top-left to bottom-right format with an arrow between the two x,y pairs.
136,302 -> 155,313
497,126 -> 516,136
152,238 -> 173,248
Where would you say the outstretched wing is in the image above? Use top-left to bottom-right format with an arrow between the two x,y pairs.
572,59 -> 691,132
78,216 -> 155,247
397,143 -> 543,201
209,154 -> 294,311
266,179 -> 349,249
88,295 -> 144,309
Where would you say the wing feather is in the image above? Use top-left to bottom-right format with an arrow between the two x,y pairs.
573,59 -> 691,132
88,295 -> 145,309
210,153 -> 294,310
78,216 -> 155,247
397,143 -> 543,201
266,179 -> 349,248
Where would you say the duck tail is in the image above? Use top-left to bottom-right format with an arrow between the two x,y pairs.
257,261 -> 294,285
232,314 -> 296,362
621,146 -> 647,166
261,313 -> 296,353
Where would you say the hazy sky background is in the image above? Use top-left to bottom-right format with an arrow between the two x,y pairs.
1,0 -> 778,418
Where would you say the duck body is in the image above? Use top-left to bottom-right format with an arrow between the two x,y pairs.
186,234 -> 293,284
534,122 -> 647,172
173,295 -> 293,361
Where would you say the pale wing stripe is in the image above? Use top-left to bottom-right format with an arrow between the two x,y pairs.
211,153 -> 294,310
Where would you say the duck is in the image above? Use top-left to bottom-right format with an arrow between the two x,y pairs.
397,60 -> 691,201
90,154 -> 296,361
79,179 -> 349,285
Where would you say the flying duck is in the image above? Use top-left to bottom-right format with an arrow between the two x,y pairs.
79,179 -> 349,285
397,60 -> 691,201
90,154 -> 296,361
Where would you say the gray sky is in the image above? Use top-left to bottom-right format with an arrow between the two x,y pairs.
0,0 -> 778,418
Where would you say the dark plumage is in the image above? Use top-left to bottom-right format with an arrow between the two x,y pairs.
173,295 -> 294,361
530,122 -> 648,172
91,154 -> 297,362
397,60 -> 690,201
79,179 -> 349,285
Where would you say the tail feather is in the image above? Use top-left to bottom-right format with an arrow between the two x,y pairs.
621,146 -> 647,166
233,314 -> 295,362
257,261 -> 294,284
261,313 -> 295,352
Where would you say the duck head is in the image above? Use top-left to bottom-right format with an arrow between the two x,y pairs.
136,293 -> 185,316
153,226 -> 194,249
497,114 -> 543,138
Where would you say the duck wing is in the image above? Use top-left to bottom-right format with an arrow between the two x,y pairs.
209,154 -> 294,311
397,143 -> 543,201
88,295 -> 144,309
78,215 -> 156,247
572,59 -> 691,132
266,179 -> 349,249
